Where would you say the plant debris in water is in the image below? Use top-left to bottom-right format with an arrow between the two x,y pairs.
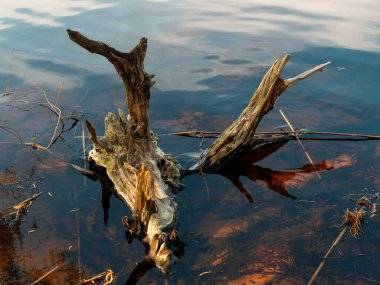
342,192 -> 379,237
341,208 -> 366,237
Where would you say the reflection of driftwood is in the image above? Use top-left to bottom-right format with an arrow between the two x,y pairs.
67,29 -> 330,274
216,138 -> 353,203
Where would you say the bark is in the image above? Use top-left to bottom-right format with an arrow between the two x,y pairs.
67,29 -> 330,274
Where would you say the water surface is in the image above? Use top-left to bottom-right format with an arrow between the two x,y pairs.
1,1 -> 380,284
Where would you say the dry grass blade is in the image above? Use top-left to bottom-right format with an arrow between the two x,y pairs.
37,86 -> 63,149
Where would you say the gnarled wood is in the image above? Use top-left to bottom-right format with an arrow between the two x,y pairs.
67,28 -> 330,275
199,57 -> 330,171
67,29 -> 154,139
67,29 -> 181,273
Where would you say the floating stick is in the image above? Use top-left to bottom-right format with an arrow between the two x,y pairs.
307,193 -> 376,285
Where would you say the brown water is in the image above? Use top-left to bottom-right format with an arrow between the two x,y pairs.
1,1 -> 380,284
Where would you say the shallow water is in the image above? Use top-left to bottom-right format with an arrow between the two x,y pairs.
1,1 -> 380,284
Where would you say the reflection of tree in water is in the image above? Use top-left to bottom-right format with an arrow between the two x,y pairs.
0,220 -> 23,283
0,222 -> 79,284
0,183 -> 78,284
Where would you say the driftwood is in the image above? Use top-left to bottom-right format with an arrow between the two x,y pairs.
195,56 -> 330,172
67,29 -> 330,273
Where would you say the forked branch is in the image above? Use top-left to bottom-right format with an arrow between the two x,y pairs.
67,29 -> 154,138
200,55 -> 331,171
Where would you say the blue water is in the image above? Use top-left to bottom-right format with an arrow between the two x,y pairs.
1,1 -> 380,284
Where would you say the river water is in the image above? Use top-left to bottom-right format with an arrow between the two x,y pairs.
1,1 -> 380,284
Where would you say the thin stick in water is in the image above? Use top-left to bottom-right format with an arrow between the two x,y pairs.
307,227 -> 347,285
30,265 -> 61,285
308,205 -> 366,285
279,109 -> 321,179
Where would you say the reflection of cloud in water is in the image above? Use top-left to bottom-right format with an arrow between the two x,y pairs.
1,0 -> 379,91
0,0 -> 113,29
157,0 -> 380,53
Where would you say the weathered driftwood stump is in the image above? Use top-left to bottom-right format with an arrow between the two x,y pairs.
67,29 -> 330,273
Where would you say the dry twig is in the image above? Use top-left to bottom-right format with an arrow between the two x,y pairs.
35,85 -> 81,149
307,227 -> 348,285
76,269 -> 114,285
0,192 -> 43,224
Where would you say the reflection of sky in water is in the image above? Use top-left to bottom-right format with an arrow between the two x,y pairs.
0,0 -> 379,91
1,2 -> 380,283
0,0 -> 113,29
